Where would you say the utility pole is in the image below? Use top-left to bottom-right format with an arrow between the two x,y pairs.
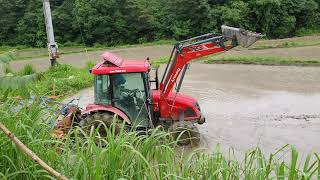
42,0 -> 59,66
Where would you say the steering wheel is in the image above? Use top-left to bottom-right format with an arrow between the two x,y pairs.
123,88 -> 146,100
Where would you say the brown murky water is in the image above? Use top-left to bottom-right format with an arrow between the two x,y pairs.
182,63 -> 320,155
65,62 -> 320,155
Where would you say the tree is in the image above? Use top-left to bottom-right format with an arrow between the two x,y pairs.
15,1 -> 46,47
166,0 -> 213,40
0,0 -> 26,45
0,0 -> 319,46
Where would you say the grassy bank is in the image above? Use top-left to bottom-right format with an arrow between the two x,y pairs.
205,55 -> 320,66
0,100 -> 319,179
249,35 -> 320,50
0,63 -> 94,100
151,56 -> 169,67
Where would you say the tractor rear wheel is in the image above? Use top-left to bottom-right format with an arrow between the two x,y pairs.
169,121 -> 200,146
79,112 -> 125,137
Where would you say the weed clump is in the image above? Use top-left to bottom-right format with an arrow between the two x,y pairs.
18,64 -> 36,75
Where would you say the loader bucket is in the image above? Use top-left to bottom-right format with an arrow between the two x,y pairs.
221,25 -> 263,48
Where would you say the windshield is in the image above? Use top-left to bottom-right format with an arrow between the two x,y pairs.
112,73 -> 149,127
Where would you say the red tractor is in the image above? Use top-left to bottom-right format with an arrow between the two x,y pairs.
56,26 -> 261,144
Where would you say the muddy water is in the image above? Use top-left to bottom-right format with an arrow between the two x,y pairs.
65,63 -> 320,155
180,63 -> 320,155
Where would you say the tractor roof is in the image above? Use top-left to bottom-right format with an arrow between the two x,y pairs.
91,52 -> 150,75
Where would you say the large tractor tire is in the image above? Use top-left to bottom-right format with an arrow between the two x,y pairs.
169,121 -> 200,146
79,112 -> 125,137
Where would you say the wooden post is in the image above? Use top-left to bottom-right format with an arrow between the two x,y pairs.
0,122 -> 68,180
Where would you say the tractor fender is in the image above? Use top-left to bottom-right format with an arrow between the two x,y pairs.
82,104 -> 131,125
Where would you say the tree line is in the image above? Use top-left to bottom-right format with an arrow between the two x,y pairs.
0,0 -> 319,47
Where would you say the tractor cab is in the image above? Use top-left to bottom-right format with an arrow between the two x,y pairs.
90,52 -> 152,127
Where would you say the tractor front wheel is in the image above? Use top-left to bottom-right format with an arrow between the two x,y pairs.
79,112 -> 125,137
169,121 -> 200,146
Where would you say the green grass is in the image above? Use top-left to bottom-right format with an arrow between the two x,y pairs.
0,40 -> 174,61
0,100 -> 319,179
151,56 -> 170,67
205,55 -> 320,66
249,36 -> 320,50
295,27 -> 320,37
34,64 -> 93,97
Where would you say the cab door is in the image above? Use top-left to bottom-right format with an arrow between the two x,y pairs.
111,73 -> 150,127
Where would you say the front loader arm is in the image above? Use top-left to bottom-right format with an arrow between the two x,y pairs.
160,35 -> 234,98
158,26 -> 262,119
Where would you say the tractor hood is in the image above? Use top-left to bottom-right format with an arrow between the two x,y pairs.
152,90 -> 201,121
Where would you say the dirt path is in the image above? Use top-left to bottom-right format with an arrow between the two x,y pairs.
7,45 -> 172,72
5,45 -> 320,74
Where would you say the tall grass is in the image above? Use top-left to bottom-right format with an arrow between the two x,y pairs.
0,100 -> 319,179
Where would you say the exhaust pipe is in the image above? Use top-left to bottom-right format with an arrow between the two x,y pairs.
221,25 -> 263,48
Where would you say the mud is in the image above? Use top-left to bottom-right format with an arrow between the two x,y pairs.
65,62 -> 320,156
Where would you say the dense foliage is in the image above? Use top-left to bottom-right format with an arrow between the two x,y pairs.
0,0 -> 319,47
